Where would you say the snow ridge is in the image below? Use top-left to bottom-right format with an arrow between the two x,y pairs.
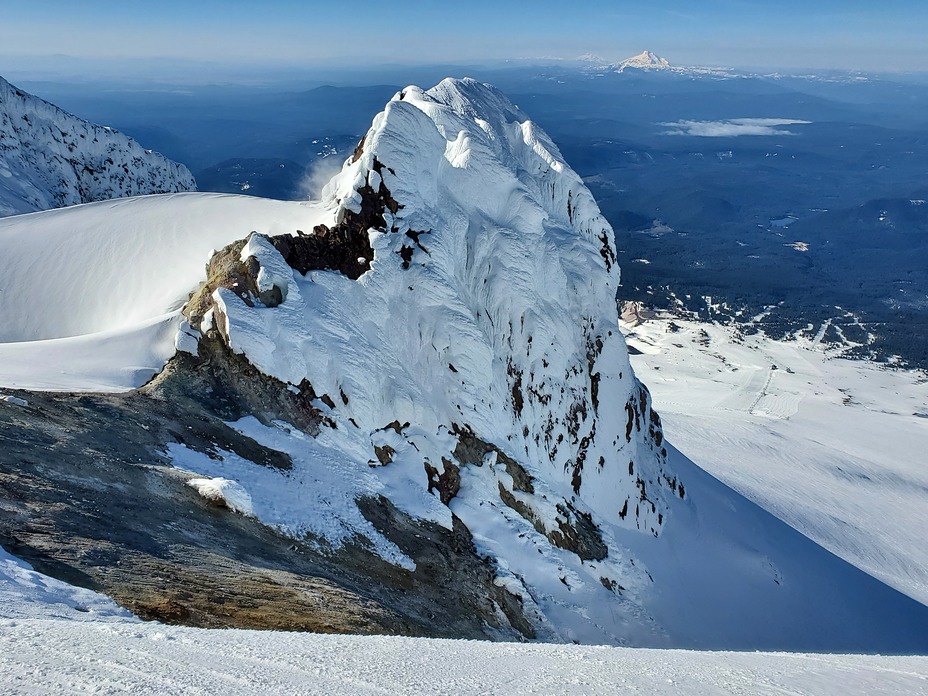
0,76 -> 196,217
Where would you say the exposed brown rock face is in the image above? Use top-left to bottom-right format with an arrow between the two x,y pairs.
0,368 -> 533,639
186,154 -> 401,332
424,458 -> 461,506
449,426 -> 607,562
185,239 -> 256,328
147,334 -> 323,437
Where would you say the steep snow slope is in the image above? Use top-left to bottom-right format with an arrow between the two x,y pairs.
625,311 -> 928,607
0,76 -> 196,217
0,193 -> 329,391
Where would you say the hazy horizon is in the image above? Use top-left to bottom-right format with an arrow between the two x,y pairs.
2,53 -> 928,91
3,0 -> 928,85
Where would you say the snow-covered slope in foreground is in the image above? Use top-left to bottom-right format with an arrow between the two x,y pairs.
0,193 -> 328,391
0,76 -> 196,217
3,625 -> 927,696
2,543 -> 926,694
1,618 -> 927,695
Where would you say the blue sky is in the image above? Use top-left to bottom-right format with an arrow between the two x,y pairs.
2,0 -> 926,73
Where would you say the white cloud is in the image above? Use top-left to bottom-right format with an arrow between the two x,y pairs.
660,118 -> 812,137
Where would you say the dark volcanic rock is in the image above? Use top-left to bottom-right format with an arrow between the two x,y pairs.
0,350 -> 532,639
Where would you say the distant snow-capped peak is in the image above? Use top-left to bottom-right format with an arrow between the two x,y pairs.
575,52 -> 608,63
615,50 -> 672,71
588,51 -> 738,79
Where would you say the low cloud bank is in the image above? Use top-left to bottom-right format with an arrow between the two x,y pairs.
660,118 -> 811,137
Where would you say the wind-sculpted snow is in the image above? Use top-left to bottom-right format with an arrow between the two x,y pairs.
0,76 -> 196,217
0,193 -> 329,391
173,78 -> 677,643
213,78 -> 675,534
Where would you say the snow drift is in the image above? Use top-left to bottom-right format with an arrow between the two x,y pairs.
0,193 -> 329,391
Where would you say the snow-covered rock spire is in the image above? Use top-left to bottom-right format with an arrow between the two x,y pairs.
185,78 -> 681,641
314,77 -> 679,533
196,77 -> 678,539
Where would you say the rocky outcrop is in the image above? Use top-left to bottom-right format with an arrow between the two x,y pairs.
0,375 -> 533,640
159,79 -> 677,644
620,301 -> 659,327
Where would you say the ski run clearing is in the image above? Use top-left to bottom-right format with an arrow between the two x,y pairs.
624,311 -> 928,608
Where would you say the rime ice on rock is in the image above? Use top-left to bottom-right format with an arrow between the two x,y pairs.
202,78 -> 678,536
183,78 -> 681,643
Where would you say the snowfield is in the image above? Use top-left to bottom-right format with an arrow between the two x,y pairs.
624,311 -> 928,608
0,193 -> 329,391
0,551 -> 926,696
2,618 -> 928,695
